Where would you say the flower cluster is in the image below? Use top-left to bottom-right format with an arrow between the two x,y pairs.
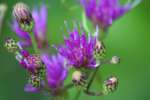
4,0 -> 141,98
12,3 -> 48,49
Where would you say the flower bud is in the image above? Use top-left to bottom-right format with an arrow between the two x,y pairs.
4,37 -> 18,53
103,76 -> 118,94
110,56 -> 120,64
28,75 -> 41,87
94,40 -> 106,59
72,71 -> 87,87
34,66 -> 46,80
13,2 -> 34,32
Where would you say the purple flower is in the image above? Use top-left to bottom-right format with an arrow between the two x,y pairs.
58,29 -> 97,68
12,21 -> 32,47
12,4 -> 48,48
32,4 -> 48,49
80,0 -> 140,31
41,54 -> 68,90
21,54 -> 42,73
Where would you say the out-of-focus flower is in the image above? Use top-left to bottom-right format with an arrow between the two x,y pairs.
12,4 -> 48,49
19,53 -> 45,93
25,54 -> 41,70
58,28 -> 98,69
13,2 -> 34,32
80,0 -> 141,31
41,54 -> 68,90
20,54 -> 43,73
32,5 -> 48,49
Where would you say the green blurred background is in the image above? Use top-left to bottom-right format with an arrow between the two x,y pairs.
0,0 -> 150,100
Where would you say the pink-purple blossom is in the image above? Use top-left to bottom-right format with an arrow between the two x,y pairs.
58,29 -> 98,68
41,54 -> 68,90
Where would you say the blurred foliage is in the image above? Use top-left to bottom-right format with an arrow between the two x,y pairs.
0,0 -> 150,100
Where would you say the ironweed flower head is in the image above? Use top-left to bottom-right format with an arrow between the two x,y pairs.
80,0 -> 141,31
58,27 -> 98,69
12,4 -> 48,49
13,2 -> 34,32
41,54 -> 68,90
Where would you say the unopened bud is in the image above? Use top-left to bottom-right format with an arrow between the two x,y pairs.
4,37 -> 18,53
13,2 -> 34,32
103,76 -> 118,94
94,40 -> 106,59
110,56 -> 120,64
28,75 -> 41,87
72,71 -> 87,87
34,66 -> 46,80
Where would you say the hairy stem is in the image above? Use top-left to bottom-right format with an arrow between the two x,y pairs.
86,68 -> 99,91
29,31 -> 39,53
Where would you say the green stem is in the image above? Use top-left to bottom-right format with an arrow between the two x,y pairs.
86,69 -> 98,91
84,66 -> 105,97
84,90 -> 104,96
73,89 -> 81,100
82,11 -> 90,33
86,65 -> 101,92
29,31 -> 39,53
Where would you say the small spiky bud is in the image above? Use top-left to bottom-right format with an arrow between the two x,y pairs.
110,56 -> 120,64
13,2 -> 34,32
28,75 -> 41,87
4,37 -> 18,53
34,66 -> 46,80
94,40 -> 106,59
103,76 -> 118,95
72,71 -> 87,87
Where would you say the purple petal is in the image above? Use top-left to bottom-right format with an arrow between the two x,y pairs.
24,84 -> 41,93
11,20 -> 30,40
32,4 -> 48,49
